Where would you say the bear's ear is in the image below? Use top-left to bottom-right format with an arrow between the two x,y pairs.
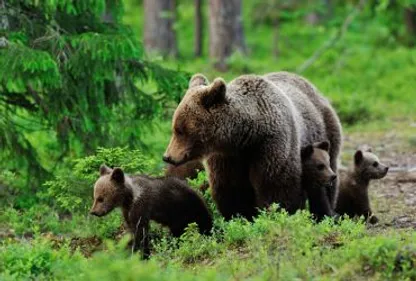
111,167 -> 125,184
315,141 -> 330,152
354,150 -> 364,166
99,164 -> 112,176
301,145 -> 314,160
189,74 -> 209,88
365,146 -> 373,152
201,78 -> 227,109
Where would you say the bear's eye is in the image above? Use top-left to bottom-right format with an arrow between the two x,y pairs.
97,197 -> 104,203
175,126 -> 185,136
317,164 -> 325,171
373,162 -> 379,167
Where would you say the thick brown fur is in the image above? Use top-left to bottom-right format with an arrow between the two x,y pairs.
301,141 -> 337,221
163,71 -> 342,220
335,148 -> 389,224
90,165 -> 213,258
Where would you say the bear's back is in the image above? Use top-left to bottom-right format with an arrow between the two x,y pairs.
263,72 -> 340,146
131,175 -> 212,233
225,74 -> 301,137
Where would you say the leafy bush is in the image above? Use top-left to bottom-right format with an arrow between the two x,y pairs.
40,147 -> 154,213
332,94 -> 379,125
0,236 -> 85,280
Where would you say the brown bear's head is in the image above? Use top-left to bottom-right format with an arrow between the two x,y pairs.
90,165 -> 126,217
163,74 -> 228,166
301,141 -> 337,188
353,147 -> 389,180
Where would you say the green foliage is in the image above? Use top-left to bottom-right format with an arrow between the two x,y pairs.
0,44 -> 61,93
40,147 -> 154,213
1,200 -> 416,280
332,94 -> 376,125
1,0 -> 189,186
0,237 -> 73,280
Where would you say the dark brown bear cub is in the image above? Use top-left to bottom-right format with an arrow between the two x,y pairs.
90,165 -> 213,258
301,141 -> 337,221
335,148 -> 389,224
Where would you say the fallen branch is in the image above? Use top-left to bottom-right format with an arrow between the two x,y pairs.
297,0 -> 367,74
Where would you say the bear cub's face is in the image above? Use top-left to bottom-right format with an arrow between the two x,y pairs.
301,141 -> 337,188
164,74 -> 227,166
90,165 -> 125,217
353,148 -> 389,180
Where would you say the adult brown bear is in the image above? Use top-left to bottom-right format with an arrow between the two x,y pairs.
163,72 -> 342,220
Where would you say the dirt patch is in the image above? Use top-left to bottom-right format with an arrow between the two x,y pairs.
69,236 -> 103,257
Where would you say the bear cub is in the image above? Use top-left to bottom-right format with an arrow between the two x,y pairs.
90,165 -> 213,258
301,141 -> 337,221
335,148 -> 389,224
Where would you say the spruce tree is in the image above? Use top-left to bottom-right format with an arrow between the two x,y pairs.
0,1 -> 188,185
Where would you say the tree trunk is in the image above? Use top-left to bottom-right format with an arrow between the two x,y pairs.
233,0 -> 247,54
144,0 -> 178,57
323,0 -> 333,19
209,0 -> 246,70
0,0 -> 9,48
194,0 -> 203,57
0,0 -> 9,31
404,6 -> 416,45
305,0 -> 332,24
102,0 -> 114,23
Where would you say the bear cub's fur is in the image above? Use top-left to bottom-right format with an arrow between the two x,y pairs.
90,165 -> 213,258
335,148 -> 389,224
301,141 -> 337,221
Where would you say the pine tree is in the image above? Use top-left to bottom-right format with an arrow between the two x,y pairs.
0,1 -> 188,186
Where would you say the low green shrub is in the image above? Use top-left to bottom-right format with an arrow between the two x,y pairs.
39,147 -> 154,213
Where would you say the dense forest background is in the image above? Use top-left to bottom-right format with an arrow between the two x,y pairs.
1,1 -> 415,280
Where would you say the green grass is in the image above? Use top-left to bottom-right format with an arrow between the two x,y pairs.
2,204 -> 416,280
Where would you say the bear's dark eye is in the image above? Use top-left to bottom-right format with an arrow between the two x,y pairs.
317,164 -> 325,171
373,162 -> 378,167
175,126 -> 185,136
97,197 -> 104,203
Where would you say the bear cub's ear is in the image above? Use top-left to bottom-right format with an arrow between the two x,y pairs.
189,74 -> 209,88
111,167 -> 125,184
354,150 -> 364,166
301,145 -> 314,160
100,164 -> 112,176
201,78 -> 227,109
314,141 -> 330,152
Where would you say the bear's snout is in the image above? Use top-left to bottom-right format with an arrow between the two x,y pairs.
163,155 -> 174,165
163,153 -> 189,166
90,210 -> 104,217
